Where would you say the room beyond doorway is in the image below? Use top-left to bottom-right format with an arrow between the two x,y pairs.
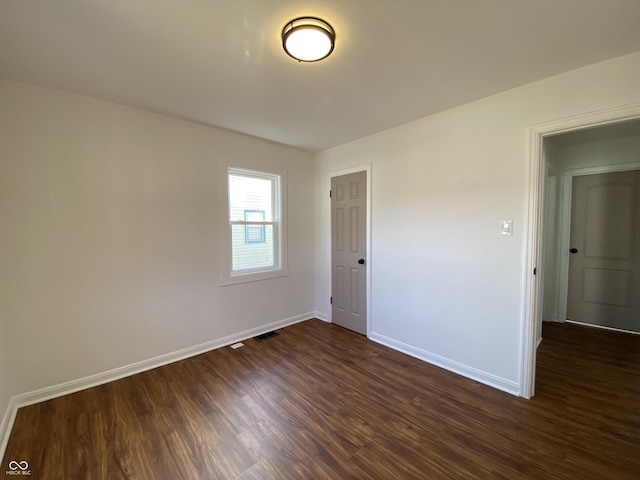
522,108 -> 640,399
541,121 -> 640,335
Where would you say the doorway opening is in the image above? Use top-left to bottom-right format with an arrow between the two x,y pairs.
521,105 -> 640,398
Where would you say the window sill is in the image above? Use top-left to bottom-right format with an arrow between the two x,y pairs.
220,268 -> 289,286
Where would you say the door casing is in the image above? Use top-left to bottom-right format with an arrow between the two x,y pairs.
331,171 -> 367,334
522,102 -> 640,398
329,164 -> 372,337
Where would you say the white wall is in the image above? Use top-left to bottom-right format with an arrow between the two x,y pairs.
314,51 -> 640,393
553,132 -> 640,170
0,79 -> 315,398
542,141 -> 561,325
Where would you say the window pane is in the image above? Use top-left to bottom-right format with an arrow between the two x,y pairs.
229,174 -> 273,222
244,210 -> 266,243
231,224 -> 274,271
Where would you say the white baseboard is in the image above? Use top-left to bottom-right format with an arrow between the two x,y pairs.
314,311 -> 330,322
0,396 -> 18,464
369,332 -> 520,396
566,320 -> 640,336
0,312 -> 317,461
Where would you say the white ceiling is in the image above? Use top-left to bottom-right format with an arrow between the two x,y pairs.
2,1 -> 640,152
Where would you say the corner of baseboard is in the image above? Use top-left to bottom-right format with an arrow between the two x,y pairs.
0,396 -> 19,464
314,311 -> 330,322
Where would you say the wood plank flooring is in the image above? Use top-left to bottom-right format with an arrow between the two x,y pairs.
2,320 -> 639,479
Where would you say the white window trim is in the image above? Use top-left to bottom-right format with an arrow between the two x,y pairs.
219,162 -> 288,286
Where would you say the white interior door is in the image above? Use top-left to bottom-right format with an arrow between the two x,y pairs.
567,170 -> 640,331
331,171 -> 367,335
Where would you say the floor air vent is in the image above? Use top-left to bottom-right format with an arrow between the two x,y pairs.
254,331 -> 279,342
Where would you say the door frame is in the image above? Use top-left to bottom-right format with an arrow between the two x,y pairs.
557,163 -> 640,325
521,102 -> 640,398
330,164 -> 372,337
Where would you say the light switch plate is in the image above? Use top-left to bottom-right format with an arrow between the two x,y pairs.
500,220 -> 513,236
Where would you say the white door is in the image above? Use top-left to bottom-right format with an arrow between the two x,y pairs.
331,171 -> 367,335
567,170 -> 640,332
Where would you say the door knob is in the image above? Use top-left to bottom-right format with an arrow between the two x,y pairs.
358,258 -> 365,265
570,248 -> 578,253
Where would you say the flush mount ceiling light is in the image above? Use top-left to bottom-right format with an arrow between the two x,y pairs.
282,17 -> 335,62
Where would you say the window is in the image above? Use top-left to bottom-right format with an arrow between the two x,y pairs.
221,166 -> 287,284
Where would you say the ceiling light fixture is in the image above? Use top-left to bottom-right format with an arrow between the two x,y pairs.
282,17 -> 335,62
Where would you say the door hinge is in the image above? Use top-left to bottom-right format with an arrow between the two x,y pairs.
329,189 -> 332,198
533,267 -> 537,275
330,296 -> 332,304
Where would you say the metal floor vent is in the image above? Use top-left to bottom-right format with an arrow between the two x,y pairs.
254,330 -> 279,342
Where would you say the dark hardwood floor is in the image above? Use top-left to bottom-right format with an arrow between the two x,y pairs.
2,319 -> 639,479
